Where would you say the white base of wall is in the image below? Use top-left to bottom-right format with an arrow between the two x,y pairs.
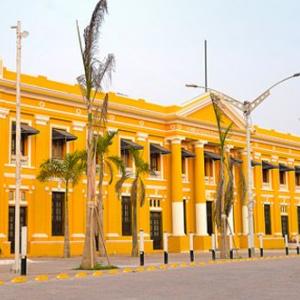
196,203 -> 208,235
172,202 -> 185,236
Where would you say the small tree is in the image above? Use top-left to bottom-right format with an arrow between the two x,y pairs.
76,0 -> 115,269
116,148 -> 149,257
95,130 -> 125,258
37,151 -> 85,258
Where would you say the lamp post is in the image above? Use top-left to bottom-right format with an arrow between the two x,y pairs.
186,73 -> 300,255
11,21 -> 29,274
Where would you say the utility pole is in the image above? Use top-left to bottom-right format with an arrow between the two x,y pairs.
204,40 -> 208,92
11,21 -> 28,274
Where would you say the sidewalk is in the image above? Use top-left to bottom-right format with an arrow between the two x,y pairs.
0,249 -> 297,282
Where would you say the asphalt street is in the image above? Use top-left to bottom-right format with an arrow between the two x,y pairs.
1,257 -> 300,300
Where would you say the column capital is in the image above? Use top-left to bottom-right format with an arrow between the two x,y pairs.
194,140 -> 208,148
287,158 -> 294,165
166,135 -> 185,144
0,108 -> 9,119
225,144 -> 234,152
137,132 -> 148,142
35,114 -> 49,126
271,155 -> 279,162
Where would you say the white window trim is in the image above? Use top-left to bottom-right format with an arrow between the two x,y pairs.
205,159 -> 215,185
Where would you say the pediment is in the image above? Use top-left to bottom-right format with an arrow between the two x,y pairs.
176,93 -> 245,129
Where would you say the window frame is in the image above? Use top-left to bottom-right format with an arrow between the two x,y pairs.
52,192 -> 65,236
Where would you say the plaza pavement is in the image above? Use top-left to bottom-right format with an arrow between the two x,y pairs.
0,253 -> 300,299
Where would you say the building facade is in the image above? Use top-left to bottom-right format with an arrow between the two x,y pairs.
1,63 -> 300,257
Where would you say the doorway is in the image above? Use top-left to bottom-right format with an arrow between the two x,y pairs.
150,211 -> 162,250
8,206 -> 27,254
281,215 -> 289,238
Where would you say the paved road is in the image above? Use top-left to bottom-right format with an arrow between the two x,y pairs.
1,257 -> 300,300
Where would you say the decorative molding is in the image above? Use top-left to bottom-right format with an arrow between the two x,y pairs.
35,114 -> 49,125
72,121 -> 85,131
166,135 -> 185,144
32,233 -> 48,238
0,108 -> 9,119
137,132 -> 148,142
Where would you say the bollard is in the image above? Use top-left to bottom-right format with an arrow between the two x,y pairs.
247,234 -> 252,258
189,233 -> 194,262
296,235 -> 300,255
163,232 -> 168,264
259,234 -> 264,257
21,226 -> 27,276
139,230 -> 144,266
229,234 -> 233,259
284,234 -> 289,256
211,233 -> 216,260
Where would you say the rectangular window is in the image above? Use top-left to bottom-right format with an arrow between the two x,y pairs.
206,201 -> 214,235
298,207 -> 300,234
264,204 -> 272,235
262,169 -> 270,183
181,157 -> 186,175
295,173 -> 300,186
150,152 -> 160,172
52,138 -> 65,160
52,192 -> 65,236
204,158 -> 213,177
11,121 -> 28,156
122,196 -> 132,236
279,170 -> 286,185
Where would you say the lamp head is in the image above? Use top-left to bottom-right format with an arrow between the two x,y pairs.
185,84 -> 200,88
21,31 -> 29,38
293,73 -> 300,77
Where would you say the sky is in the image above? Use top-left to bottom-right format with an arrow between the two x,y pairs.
1,0 -> 300,134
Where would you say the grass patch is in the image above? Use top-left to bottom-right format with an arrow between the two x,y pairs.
75,262 -> 118,271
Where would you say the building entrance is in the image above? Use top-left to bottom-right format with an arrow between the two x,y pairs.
150,211 -> 162,249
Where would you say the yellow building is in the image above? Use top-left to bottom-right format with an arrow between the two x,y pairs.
1,61 -> 300,257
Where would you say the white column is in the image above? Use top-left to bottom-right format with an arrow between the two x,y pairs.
196,203 -> 207,235
227,208 -> 234,235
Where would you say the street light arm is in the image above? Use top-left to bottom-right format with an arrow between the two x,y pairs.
248,73 -> 300,113
185,83 -> 245,111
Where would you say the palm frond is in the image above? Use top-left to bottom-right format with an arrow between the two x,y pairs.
139,178 -> 146,207
104,159 -> 113,185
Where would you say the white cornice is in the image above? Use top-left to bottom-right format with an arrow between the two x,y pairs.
0,107 -> 9,119
35,114 -> 49,125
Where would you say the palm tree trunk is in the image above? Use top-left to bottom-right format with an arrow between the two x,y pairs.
97,156 -> 106,257
64,181 -> 71,258
81,107 -> 96,269
131,180 -> 138,257
220,155 -> 227,259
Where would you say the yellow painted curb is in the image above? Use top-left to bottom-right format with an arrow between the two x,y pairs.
0,280 -> 4,285
35,275 -> 49,282
11,276 -> 27,284
123,268 -> 133,273
198,262 -> 206,266
92,271 -> 103,277
170,263 -> 178,268
108,269 -> 119,275
189,262 -> 196,267
75,272 -> 88,278
180,263 -> 188,268
56,273 -> 70,280
146,266 -> 157,271
159,264 -> 167,270
135,267 -> 145,272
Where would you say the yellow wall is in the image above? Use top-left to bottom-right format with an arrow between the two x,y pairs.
0,66 -> 300,257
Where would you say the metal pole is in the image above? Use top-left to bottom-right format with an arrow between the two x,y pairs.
229,234 -> 233,259
189,233 -> 194,262
163,232 -> 168,264
12,21 -> 22,274
211,233 -> 216,260
284,234 -> 289,256
204,40 -> 208,92
245,111 -> 255,256
259,234 -> 264,257
139,230 -> 144,266
296,235 -> 300,255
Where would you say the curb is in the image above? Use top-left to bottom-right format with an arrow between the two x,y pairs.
1,254 -> 299,286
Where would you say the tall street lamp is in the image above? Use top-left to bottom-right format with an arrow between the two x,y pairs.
11,21 -> 29,273
186,73 -> 300,255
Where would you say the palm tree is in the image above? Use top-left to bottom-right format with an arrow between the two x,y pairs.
76,0 -> 115,269
37,151 -> 85,258
95,130 -> 125,258
116,148 -> 149,257
211,93 -> 234,259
